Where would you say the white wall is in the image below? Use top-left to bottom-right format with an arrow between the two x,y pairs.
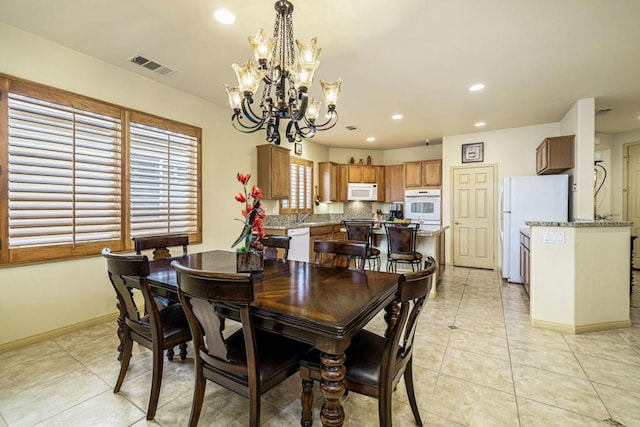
0,24 -> 265,346
442,123 -> 560,270
560,98 -> 595,220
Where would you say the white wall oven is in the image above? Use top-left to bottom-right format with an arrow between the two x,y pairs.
404,189 -> 441,224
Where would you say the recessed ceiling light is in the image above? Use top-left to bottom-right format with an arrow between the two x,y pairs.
366,137 -> 376,142
474,122 -> 486,127
214,9 -> 236,24
469,83 -> 485,92
392,114 -> 403,120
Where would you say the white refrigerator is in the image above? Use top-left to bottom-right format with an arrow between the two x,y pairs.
499,175 -> 569,283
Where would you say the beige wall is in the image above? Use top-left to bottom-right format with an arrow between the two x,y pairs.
0,24 -> 265,346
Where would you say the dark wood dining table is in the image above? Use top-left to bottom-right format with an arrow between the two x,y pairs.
144,250 -> 401,427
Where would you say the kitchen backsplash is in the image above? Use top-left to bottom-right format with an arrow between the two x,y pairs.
264,202 -> 376,227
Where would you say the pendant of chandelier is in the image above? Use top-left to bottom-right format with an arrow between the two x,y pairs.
224,0 -> 341,145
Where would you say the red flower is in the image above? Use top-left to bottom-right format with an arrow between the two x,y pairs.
232,172 -> 266,252
250,185 -> 263,199
237,173 -> 251,185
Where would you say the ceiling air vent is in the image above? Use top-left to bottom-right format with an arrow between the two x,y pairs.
345,125 -> 361,132
129,55 -> 176,76
596,107 -> 613,114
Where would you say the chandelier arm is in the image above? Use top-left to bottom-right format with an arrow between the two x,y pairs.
267,117 -> 282,145
287,119 -> 315,142
231,112 -> 266,133
306,110 -> 339,130
289,90 -> 308,122
240,96 -> 269,125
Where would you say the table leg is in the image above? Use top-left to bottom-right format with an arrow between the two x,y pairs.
319,351 -> 346,427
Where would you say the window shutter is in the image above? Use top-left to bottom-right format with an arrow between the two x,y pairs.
7,92 -> 122,249
129,117 -> 199,237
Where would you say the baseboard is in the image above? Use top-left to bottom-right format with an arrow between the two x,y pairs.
0,312 -> 119,353
531,318 -> 632,334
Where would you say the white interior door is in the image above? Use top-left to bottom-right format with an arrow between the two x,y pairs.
627,143 -> 640,267
452,165 -> 496,269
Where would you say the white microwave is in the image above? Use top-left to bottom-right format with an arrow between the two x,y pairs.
347,183 -> 378,201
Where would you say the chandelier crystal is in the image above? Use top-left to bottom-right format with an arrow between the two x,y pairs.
225,0 -> 341,145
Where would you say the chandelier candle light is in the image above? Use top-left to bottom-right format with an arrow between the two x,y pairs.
225,0 -> 341,145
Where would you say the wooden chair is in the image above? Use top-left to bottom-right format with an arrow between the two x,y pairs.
259,235 -> 291,260
102,248 -> 192,420
384,223 -> 423,272
313,239 -> 367,270
300,257 -> 438,427
343,220 -> 382,271
133,233 -> 189,260
172,261 -> 312,427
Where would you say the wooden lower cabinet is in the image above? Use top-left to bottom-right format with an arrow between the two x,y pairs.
520,231 -> 530,296
309,225 -> 335,263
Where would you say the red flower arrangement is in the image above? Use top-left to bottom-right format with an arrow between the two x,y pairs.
232,173 -> 266,252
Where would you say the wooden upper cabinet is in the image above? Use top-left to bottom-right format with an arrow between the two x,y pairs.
319,162 -> 348,202
348,164 -> 376,183
385,164 -> 404,202
375,166 -> 385,202
404,159 -> 442,188
257,144 -> 290,199
536,135 -> 574,175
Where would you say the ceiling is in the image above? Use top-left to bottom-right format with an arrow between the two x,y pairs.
2,0 -> 640,149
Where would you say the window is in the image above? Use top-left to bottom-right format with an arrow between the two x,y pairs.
129,112 -> 200,237
280,157 -> 313,214
0,77 -> 201,265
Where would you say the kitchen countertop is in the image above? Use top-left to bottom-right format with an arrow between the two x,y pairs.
526,220 -> 632,227
265,220 -> 449,237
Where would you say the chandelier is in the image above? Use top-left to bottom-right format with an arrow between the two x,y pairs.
224,0 -> 341,145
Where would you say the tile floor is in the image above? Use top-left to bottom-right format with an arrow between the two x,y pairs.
1,267 -> 639,426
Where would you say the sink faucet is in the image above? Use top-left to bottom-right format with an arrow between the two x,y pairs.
296,213 -> 311,223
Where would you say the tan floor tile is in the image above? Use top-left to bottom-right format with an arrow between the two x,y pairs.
448,328 -> 510,360
0,369 -> 110,427
516,396 -> 606,427
32,389 -> 145,426
428,374 -> 519,426
564,333 -> 640,365
575,353 -> 640,393
412,340 -> 447,371
509,339 -> 587,379
593,381 -> 640,427
440,347 -> 513,393
512,364 -> 608,419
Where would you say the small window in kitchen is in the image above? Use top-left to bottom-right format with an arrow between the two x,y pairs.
280,157 -> 313,214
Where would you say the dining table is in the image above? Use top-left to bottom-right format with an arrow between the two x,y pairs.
142,250 -> 401,427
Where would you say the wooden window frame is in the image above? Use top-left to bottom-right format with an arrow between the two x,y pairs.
280,157 -> 313,215
0,75 -> 202,266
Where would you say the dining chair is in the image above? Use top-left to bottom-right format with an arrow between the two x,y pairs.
133,233 -> 189,260
384,223 -> 423,272
313,239 -> 367,270
259,234 -> 291,260
102,248 -> 192,420
300,256 -> 437,427
171,261 -> 312,427
342,220 -> 382,271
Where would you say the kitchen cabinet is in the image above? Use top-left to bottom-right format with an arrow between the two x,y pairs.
520,230 -> 530,296
348,165 -> 376,183
318,162 -> 348,202
257,144 -> 290,199
385,164 -> 404,202
536,135 -> 574,175
375,166 -> 385,202
404,160 -> 441,188
333,224 -> 346,240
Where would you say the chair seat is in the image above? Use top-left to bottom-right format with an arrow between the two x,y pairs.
207,329 -> 311,387
367,248 -> 381,257
389,251 -> 422,262
134,304 -> 191,342
301,330 -> 398,388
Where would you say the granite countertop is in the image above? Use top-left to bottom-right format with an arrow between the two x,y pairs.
265,218 -> 449,236
526,220 -> 632,227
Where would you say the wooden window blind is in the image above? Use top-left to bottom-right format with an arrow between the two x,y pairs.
281,157 -> 313,214
129,112 -> 200,239
0,77 -> 202,266
6,84 -> 123,263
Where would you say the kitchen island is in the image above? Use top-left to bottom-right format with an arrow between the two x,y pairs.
527,220 -> 632,333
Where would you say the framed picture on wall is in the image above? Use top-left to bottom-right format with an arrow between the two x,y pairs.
294,143 -> 303,155
462,142 -> 484,163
